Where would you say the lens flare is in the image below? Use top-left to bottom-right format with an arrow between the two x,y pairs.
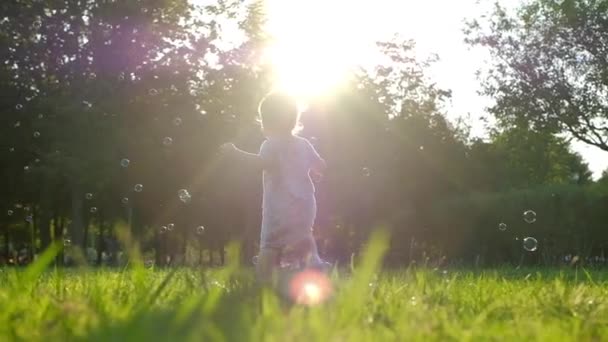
289,269 -> 332,306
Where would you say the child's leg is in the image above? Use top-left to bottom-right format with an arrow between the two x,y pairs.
256,247 -> 280,285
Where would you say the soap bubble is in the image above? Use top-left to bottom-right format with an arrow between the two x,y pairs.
121,197 -> 129,205
134,184 -> 143,192
498,223 -> 507,231
163,137 -> 173,146
523,237 -> 538,252
33,131 -> 40,138
9,147 -> 14,152
16,104 -> 23,110
159,226 -> 167,234
63,239 -> 72,247
172,117 -> 182,126
7,210 -> 13,216
25,215 -> 33,223
167,223 -> 175,231
149,88 -> 158,96
89,207 -> 97,213
523,210 -> 537,224
120,158 -> 130,168
85,193 -> 93,200
362,167 -> 371,177
23,166 -> 30,172
196,226 -> 205,235
14,121 -> 20,128
38,113 -> 44,119
178,189 -> 191,203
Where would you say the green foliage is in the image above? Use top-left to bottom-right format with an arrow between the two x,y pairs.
430,184 -> 608,265
465,0 -> 608,151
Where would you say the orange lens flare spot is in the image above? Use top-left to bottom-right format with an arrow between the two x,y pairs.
289,269 -> 332,306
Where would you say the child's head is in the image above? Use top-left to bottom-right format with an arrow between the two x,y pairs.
258,92 -> 301,136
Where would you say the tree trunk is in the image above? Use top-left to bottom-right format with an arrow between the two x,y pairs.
69,184 -> 85,248
38,187 -> 53,252
53,213 -> 63,266
96,215 -> 106,266
3,229 -> 10,263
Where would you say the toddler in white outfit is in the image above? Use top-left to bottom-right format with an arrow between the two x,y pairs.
221,92 -> 327,280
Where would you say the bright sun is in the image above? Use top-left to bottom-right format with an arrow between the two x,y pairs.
263,0 -> 404,98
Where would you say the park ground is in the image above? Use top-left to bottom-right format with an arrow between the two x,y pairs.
1,242 -> 608,341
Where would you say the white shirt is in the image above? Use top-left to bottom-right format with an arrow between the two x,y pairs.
260,135 -> 322,210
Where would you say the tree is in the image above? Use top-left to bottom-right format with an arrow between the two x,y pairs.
472,127 -> 592,190
465,0 -> 608,152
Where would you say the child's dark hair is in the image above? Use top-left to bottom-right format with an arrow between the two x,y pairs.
258,92 -> 301,134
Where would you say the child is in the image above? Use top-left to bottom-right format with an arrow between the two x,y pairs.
220,92 -> 328,280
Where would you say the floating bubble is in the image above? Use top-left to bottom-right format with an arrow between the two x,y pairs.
118,74 -> 125,81
120,158 -> 130,168
7,210 -> 13,216
167,223 -> 175,231
419,146 -> 424,150
362,167 -> 371,177
16,104 -> 23,110
37,114 -> 44,119
9,147 -> 14,152
172,117 -> 182,126
23,206 -> 30,212
33,131 -> 40,138
33,20 -> 41,29
25,215 -> 33,223
523,237 -> 538,252
252,255 -> 258,265
159,226 -> 167,234
89,207 -> 97,213
23,166 -> 30,172
200,110 -> 207,116
34,158 -> 40,163
149,88 -> 158,96
63,239 -> 71,247
523,210 -> 537,224
178,189 -> 191,203
121,197 -> 129,205
85,193 -> 93,200
498,223 -> 507,231
134,184 -> 143,192
162,137 -> 173,146
196,225 -> 205,235
14,121 -> 21,128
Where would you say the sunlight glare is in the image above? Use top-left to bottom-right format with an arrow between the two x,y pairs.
264,0 -> 406,98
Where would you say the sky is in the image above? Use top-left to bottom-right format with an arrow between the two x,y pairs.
374,0 -> 608,178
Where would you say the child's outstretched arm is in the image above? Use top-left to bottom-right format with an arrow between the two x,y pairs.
220,143 -> 272,170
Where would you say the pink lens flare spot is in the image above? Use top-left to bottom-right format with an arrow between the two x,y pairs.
289,269 -> 332,306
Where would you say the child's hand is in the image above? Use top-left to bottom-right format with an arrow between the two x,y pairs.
220,143 -> 237,155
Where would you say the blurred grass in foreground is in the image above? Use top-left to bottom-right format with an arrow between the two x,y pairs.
1,233 -> 608,341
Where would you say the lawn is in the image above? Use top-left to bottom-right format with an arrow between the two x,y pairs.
1,240 -> 607,341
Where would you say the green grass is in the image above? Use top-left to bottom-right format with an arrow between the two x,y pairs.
2,240 -> 608,341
